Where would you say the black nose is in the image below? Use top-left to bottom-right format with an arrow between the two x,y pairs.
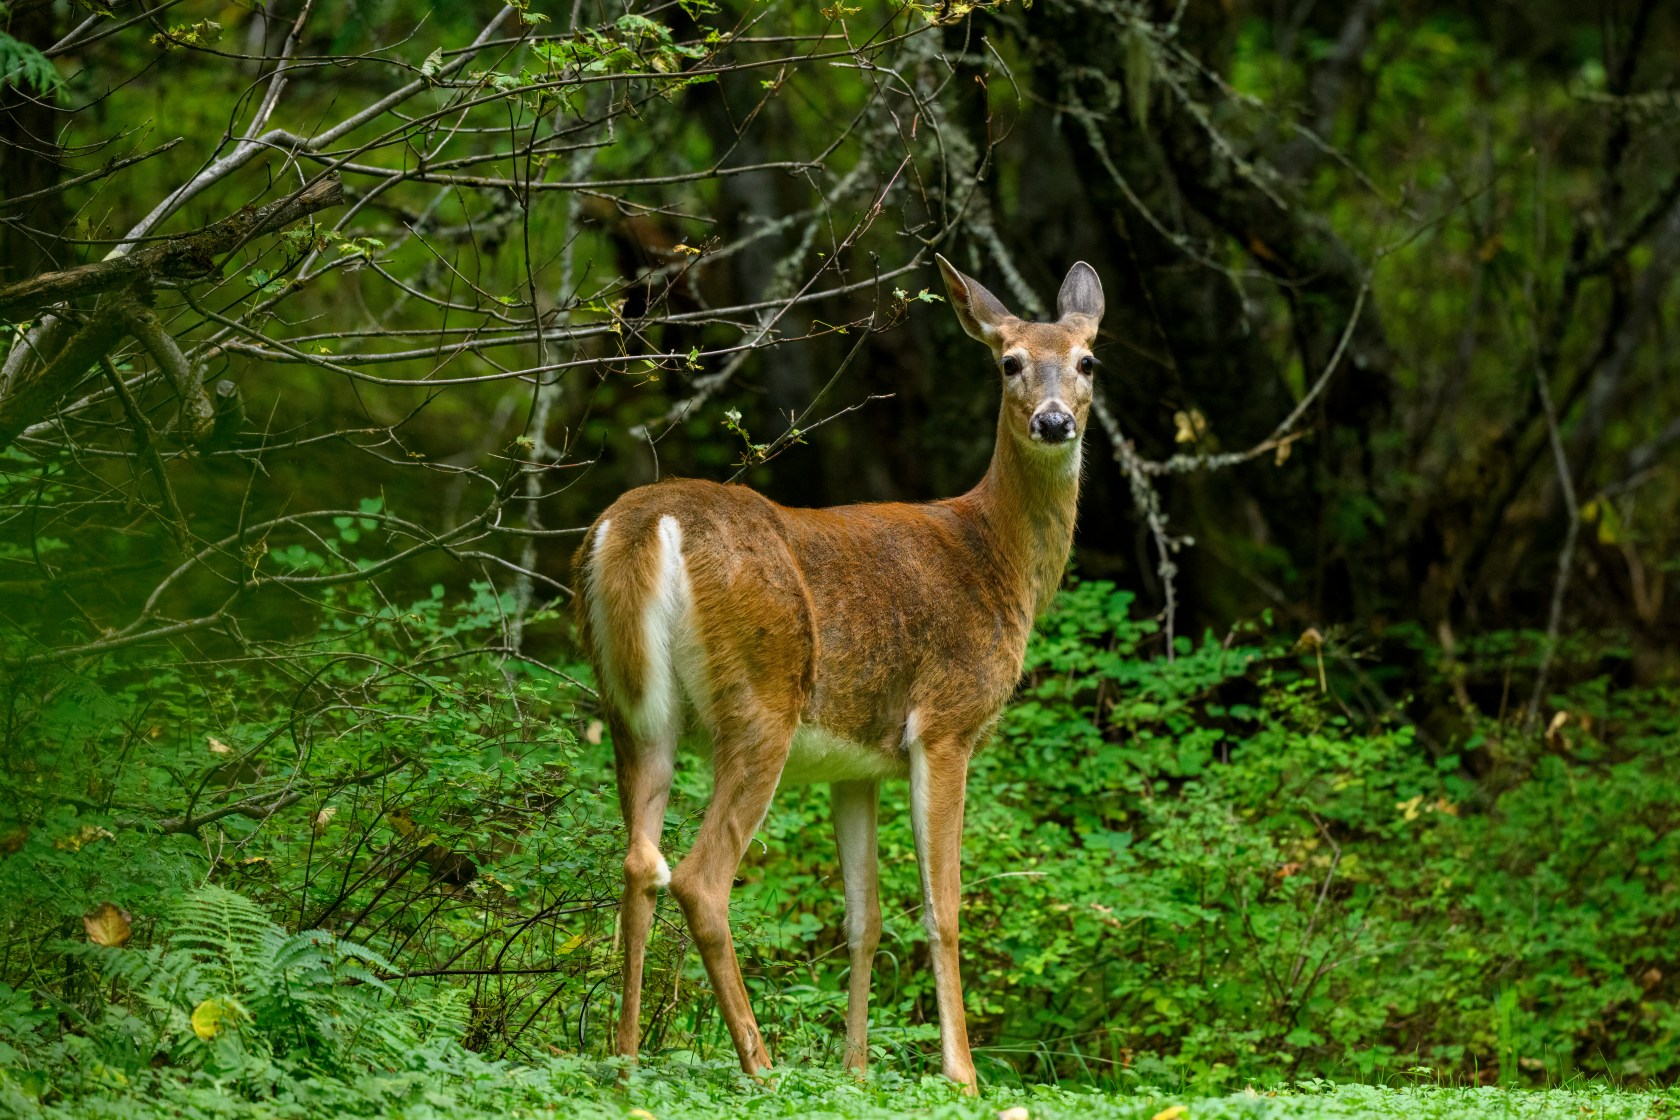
1030,410 -> 1077,444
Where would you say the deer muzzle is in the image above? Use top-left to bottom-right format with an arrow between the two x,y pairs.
1029,405 -> 1077,444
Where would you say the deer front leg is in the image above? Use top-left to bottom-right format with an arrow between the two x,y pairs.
667,718 -> 792,1076
831,779 -> 881,1074
908,738 -> 977,1093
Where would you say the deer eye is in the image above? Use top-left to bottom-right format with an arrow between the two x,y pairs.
1078,355 -> 1098,376
1001,355 -> 1022,377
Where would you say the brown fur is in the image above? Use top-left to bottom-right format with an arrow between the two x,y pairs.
573,255 -> 1104,1091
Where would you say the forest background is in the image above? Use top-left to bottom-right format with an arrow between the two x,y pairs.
1,0 -> 1678,1116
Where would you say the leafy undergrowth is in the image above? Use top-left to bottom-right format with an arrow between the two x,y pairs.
1,1057 -> 1673,1120
4,574 -> 1679,1094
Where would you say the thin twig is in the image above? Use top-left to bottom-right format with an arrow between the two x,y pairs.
1524,370 -> 1581,727
98,356 -> 192,552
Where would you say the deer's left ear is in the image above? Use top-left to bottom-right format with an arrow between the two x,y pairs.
1057,261 -> 1104,326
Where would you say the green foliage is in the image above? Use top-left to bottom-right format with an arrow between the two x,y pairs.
58,886 -> 460,1081
0,541 -> 613,1075
0,29 -> 60,99
1,0 -> 1676,1111
149,20 -> 222,52
1,568 -> 1678,1113
9,570 -> 1680,1114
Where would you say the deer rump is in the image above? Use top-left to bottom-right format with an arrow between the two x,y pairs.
575,476 -> 1032,789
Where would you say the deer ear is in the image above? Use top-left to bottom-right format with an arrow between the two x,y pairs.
1057,261 -> 1104,325
936,254 -> 1014,345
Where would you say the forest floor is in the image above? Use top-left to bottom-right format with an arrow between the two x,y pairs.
15,1058 -> 1671,1120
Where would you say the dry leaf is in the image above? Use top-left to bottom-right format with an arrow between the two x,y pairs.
313,806 -> 338,835
1151,1106 -> 1188,1120
54,825 -> 114,852
585,719 -> 605,745
1545,710 -> 1570,745
207,736 -> 232,755
1247,235 -> 1282,264
83,902 -> 132,947
997,1108 -> 1031,1120
191,998 -> 236,1041
1274,440 -> 1292,467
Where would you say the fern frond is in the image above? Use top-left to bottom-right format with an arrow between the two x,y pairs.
0,32 -> 62,99
169,886 -> 273,993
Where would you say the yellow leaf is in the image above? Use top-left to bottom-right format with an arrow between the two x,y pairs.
207,736 -> 231,755
83,902 -> 132,947
1172,409 -> 1207,444
557,933 -> 586,955
1595,501 -> 1623,545
191,998 -> 236,1041
1152,1106 -> 1188,1120
629,1111 -> 657,1120
997,1108 -> 1031,1120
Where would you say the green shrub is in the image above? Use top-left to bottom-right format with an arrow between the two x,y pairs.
720,581 -> 1680,1086
2,576 -> 1677,1101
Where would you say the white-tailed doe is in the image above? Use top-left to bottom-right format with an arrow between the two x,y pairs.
574,254 -> 1104,1091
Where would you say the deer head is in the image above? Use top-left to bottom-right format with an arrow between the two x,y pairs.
936,254 -> 1105,450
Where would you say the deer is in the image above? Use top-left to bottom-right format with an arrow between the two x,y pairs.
572,254 -> 1103,1092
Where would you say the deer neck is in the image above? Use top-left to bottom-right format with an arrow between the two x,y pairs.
966,412 -> 1082,619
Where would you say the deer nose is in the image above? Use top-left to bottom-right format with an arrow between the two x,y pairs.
1030,408 -> 1077,444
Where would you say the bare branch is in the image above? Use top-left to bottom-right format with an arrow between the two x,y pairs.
0,174 -> 346,323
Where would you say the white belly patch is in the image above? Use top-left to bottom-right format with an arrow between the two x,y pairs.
778,725 -> 906,787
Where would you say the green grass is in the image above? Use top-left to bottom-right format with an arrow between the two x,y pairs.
9,1057 -> 1672,1120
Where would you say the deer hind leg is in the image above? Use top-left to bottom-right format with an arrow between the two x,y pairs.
909,736 -> 978,1093
667,705 -> 795,1076
831,779 -> 880,1074
611,710 -> 677,1061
